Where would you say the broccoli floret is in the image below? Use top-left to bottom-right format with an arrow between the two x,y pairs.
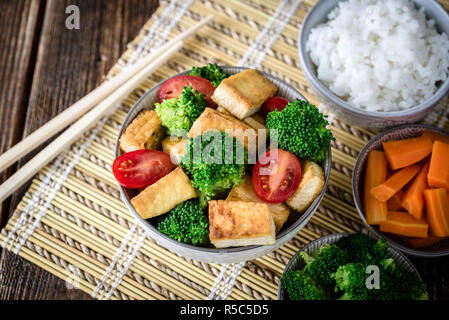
189,63 -> 228,87
285,233 -> 428,301
333,261 -> 427,300
155,85 -> 207,136
300,244 -> 348,287
334,263 -> 366,292
280,270 -> 330,300
336,233 -> 377,258
156,199 -> 209,245
379,257 -> 396,273
336,233 -> 391,267
333,263 -> 397,300
266,99 -> 335,163
381,269 -> 428,300
180,131 -> 246,207
334,234 -> 428,300
333,263 -> 372,300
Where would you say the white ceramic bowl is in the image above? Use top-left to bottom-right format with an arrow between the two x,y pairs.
298,0 -> 449,129
115,66 -> 331,263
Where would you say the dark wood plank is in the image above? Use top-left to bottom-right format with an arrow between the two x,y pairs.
0,0 -> 44,227
0,0 -> 159,300
410,255 -> 449,300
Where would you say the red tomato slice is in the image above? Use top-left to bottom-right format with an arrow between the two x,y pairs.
112,150 -> 173,189
158,75 -> 216,107
252,149 -> 302,203
260,96 -> 289,118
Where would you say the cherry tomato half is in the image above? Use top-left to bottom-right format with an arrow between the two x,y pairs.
260,96 -> 289,118
252,149 -> 302,203
112,150 -> 173,189
158,75 -> 216,107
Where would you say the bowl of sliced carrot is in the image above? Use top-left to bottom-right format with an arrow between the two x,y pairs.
353,124 -> 449,257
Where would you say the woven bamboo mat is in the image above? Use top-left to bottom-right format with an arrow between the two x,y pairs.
2,0 -> 449,300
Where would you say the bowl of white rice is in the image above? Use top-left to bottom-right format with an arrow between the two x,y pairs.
298,0 -> 449,128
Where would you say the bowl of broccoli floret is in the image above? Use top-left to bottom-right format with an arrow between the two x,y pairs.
278,232 -> 428,300
115,65 -> 332,264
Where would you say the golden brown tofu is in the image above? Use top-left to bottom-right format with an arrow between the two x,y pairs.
216,106 -> 266,130
208,200 -> 276,248
216,106 -> 231,115
161,137 -> 188,166
119,109 -> 164,153
188,107 -> 257,150
286,161 -> 325,213
211,69 -> 277,119
243,114 -> 266,130
130,167 -> 197,219
227,175 -> 290,232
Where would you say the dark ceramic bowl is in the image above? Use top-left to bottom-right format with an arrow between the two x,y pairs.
353,124 -> 449,257
115,66 -> 332,264
278,232 -> 423,300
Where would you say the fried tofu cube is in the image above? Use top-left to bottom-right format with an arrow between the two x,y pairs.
119,109 -> 164,153
131,167 -> 197,219
188,107 -> 257,150
211,69 -> 277,119
216,106 -> 266,130
227,175 -> 290,232
208,200 -> 276,248
286,161 -> 325,213
162,137 -> 188,165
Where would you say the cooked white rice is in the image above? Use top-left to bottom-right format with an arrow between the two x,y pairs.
306,0 -> 449,112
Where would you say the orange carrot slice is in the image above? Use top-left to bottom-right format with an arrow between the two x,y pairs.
379,211 -> 428,238
370,164 -> 420,202
382,136 -> 433,170
387,190 -> 404,211
423,188 -> 449,237
364,150 -> 388,225
401,236 -> 445,249
401,161 -> 430,220
428,141 -> 449,190
421,130 -> 449,145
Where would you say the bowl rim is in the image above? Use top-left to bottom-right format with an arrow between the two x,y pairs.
277,231 -> 424,300
352,123 -> 449,257
298,0 -> 449,117
114,65 -> 332,258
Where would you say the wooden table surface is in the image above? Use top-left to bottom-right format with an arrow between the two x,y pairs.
0,0 -> 448,300
0,0 -> 159,300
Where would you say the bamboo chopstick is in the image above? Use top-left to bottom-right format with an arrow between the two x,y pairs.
0,15 -> 214,203
0,14 -> 214,172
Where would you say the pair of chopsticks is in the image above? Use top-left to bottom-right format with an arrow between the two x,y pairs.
0,15 -> 214,203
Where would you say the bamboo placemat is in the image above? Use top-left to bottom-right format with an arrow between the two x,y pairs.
2,0 -> 449,300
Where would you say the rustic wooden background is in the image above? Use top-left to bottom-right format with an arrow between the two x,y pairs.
0,0 -> 159,300
0,0 -> 447,300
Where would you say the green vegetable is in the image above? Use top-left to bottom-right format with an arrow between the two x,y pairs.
379,268 -> 428,300
334,234 -> 427,300
333,261 -> 427,300
180,131 -> 246,207
334,263 -> 366,292
333,263 -> 372,300
155,85 -> 207,136
280,270 -> 330,300
189,63 -> 228,87
336,233 -> 390,267
281,233 -> 428,300
157,199 -> 209,245
266,99 -> 335,163
300,244 -> 348,287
